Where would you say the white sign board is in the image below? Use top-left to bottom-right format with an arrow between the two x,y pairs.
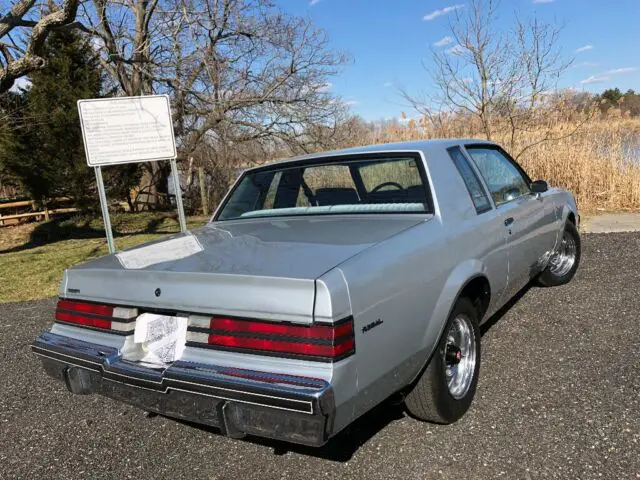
77,95 -> 177,167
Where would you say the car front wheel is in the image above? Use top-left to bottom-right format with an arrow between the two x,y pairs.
404,297 -> 481,424
538,220 -> 581,287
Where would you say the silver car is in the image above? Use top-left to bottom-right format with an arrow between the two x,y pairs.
32,139 -> 581,447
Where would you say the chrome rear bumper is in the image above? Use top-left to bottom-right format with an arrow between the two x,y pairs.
32,332 -> 335,446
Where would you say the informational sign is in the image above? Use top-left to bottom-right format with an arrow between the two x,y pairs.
78,94 -> 186,254
77,95 -> 177,167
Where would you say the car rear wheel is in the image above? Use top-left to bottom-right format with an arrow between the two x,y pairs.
404,297 -> 481,424
538,220 -> 581,287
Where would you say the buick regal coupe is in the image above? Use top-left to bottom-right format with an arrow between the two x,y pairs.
32,139 -> 581,447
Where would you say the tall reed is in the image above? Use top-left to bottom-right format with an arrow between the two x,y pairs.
352,114 -> 640,213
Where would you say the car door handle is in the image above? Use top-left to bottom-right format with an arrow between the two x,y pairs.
504,217 -> 514,227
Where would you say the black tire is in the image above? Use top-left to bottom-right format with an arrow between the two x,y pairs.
538,220 -> 581,287
404,297 -> 481,424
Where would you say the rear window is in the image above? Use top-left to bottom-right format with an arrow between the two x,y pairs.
217,155 -> 431,220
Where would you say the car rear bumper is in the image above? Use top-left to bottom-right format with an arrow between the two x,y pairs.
32,332 -> 336,447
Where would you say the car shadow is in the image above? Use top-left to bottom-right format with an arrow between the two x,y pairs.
480,283 -> 533,337
171,398 -> 406,462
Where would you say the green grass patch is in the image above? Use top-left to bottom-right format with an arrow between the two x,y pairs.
0,213 -> 208,303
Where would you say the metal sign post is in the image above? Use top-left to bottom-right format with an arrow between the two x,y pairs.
170,158 -> 187,233
94,166 -> 116,254
77,95 -> 184,253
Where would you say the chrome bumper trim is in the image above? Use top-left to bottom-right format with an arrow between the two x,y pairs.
32,332 -> 333,416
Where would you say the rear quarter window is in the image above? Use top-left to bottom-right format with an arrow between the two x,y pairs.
448,146 -> 492,214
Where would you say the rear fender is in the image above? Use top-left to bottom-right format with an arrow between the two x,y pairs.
417,259 -> 486,374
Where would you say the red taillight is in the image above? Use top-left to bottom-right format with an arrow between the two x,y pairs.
57,299 -> 113,318
55,310 -> 112,329
55,299 -> 137,333
188,316 -> 355,361
207,317 -> 353,340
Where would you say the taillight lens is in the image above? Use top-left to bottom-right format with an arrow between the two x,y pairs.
187,316 -> 355,362
55,299 -> 137,333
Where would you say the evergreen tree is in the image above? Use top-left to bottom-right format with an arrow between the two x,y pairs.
599,88 -> 623,106
0,29 -> 125,206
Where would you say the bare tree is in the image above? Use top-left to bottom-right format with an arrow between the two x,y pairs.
73,0 -> 347,209
0,0 -> 81,93
172,0 -> 349,205
78,0 -> 165,96
402,0 -> 581,157
164,0 -> 348,154
78,0 -> 347,148
76,0 -> 176,207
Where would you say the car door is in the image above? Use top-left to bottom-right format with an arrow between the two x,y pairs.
448,146 -> 509,309
464,145 -> 557,296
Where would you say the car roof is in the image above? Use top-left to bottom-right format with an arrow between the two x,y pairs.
245,138 -> 497,171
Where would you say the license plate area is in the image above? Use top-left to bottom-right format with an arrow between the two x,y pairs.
121,313 -> 188,367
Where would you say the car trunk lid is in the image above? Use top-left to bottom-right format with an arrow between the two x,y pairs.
62,216 -> 425,323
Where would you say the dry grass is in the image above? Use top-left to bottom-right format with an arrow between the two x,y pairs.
354,114 -> 640,214
514,120 -> 640,213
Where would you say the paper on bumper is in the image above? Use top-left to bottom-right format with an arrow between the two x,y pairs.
133,313 -> 188,366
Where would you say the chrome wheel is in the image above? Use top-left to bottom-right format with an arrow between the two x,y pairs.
444,314 -> 477,400
548,230 -> 577,277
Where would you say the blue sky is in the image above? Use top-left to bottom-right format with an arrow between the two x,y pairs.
278,0 -> 640,120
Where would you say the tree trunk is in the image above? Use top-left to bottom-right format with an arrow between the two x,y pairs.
198,167 -> 208,216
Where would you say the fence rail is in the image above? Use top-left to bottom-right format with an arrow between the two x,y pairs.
0,197 -> 76,227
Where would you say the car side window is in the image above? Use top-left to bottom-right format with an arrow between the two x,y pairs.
465,147 -> 531,205
448,147 -> 492,213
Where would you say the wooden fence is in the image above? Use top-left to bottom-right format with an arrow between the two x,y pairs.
0,197 -> 78,226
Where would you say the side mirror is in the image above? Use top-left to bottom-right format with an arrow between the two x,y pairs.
530,180 -> 548,194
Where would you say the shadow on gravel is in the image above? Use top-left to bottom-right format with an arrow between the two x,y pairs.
481,283 -> 532,336
173,399 -> 406,462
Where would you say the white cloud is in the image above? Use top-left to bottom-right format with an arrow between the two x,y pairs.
383,82 -> 395,88
343,99 -> 359,106
309,0 -> 322,5
575,45 -> 593,53
604,67 -> 639,75
423,4 -> 464,21
572,61 -> 598,68
532,0 -> 555,4
434,36 -> 454,47
580,66 -> 639,85
580,75 -> 609,85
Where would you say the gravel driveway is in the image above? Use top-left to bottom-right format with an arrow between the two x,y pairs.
1,232 -> 639,480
